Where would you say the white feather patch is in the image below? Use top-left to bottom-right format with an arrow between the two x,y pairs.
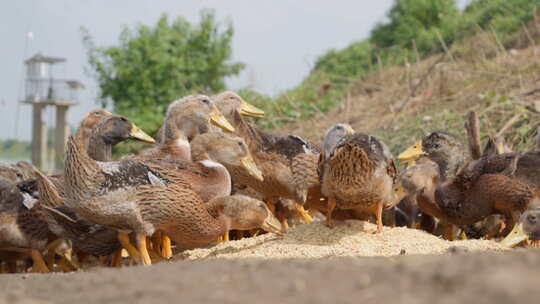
201,160 -> 225,169
21,193 -> 38,210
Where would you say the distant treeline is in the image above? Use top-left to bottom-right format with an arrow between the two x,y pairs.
0,139 -> 31,159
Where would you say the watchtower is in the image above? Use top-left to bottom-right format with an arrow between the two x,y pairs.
22,53 -> 84,171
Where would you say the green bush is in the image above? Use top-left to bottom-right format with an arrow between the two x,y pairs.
83,10 -> 244,148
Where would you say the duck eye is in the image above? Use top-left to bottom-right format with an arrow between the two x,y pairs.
202,98 -> 210,104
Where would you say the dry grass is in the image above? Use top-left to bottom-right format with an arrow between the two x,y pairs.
276,24 -> 540,156
179,221 -> 505,260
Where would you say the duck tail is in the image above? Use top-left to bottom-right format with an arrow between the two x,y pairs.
34,169 -> 64,208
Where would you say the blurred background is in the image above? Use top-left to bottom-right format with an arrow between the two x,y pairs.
2,0 -> 538,168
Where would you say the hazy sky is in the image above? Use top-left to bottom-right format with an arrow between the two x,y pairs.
0,1 -> 465,141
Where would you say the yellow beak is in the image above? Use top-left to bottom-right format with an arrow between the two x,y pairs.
345,126 -> 355,135
261,212 -> 285,236
240,154 -> 264,181
398,140 -> 426,162
500,223 -> 528,248
210,107 -> 235,133
130,125 -> 156,144
240,100 -> 265,118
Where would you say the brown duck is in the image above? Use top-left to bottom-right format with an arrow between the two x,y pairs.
141,132 -> 262,203
398,131 -> 469,181
414,155 -> 540,238
214,91 -> 317,223
36,114 -> 157,260
394,159 -> 439,232
147,95 -> 234,161
0,177 -> 53,273
64,175 -> 283,265
320,124 -> 400,232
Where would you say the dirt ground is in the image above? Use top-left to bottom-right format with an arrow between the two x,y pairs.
0,249 -> 538,304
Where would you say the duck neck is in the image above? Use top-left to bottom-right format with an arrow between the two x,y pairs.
87,135 -> 113,162
162,122 -> 192,161
417,186 -> 448,222
430,149 -> 468,181
192,152 -> 232,199
64,137 -> 103,199
205,197 -> 232,228
231,111 -> 267,152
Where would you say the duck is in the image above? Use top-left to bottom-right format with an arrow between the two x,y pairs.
395,159 -> 440,232
34,114 -> 158,262
0,177 -> 53,273
213,91 -> 317,224
74,172 -> 283,266
500,206 -> 540,248
414,154 -> 540,239
63,118 -> 265,261
147,95 -> 235,161
141,132 -> 263,203
320,123 -> 400,232
398,131 -> 469,181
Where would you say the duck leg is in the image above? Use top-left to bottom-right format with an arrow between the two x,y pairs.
161,234 -> 173,259
136,233 -> 152,266
442,223 -> 455,241
531,240 -> 540,248
110,249 -> 123,268
375,201 -> 384,233
30,250 -> 49,273
118,232 -> 142,263
151,231 -> 163,255
326,198 -> 336,228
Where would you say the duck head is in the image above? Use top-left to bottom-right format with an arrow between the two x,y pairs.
92,115 -> 155,145
214,91 -> 265,119
164,95 -> 234,142
219,195 -> 285,235
75,109 -> 113,139
399,132 -> 466,179
322,123 -> 355,160
191,133 -> 264,181
500,206 -> 540,248
0,164 -> 24,183
395,162 -> 440,228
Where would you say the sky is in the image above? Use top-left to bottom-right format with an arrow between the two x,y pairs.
0,0 -> 467,141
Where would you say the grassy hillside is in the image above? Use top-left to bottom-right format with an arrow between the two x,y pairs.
274,19 -> 540,157
243,0 -> 540,137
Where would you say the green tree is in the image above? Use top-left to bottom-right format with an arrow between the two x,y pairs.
82,10 -> 244,136
371,0 -> 460,54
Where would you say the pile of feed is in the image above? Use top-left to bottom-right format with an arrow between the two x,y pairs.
180,221 -> 506,260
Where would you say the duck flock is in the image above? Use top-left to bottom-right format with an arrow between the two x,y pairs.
0,91 -> 539,273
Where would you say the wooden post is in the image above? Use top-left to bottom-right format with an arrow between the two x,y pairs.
464,111 -> 482,160
31,103 -> 47,171
55,105 -> 70,170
